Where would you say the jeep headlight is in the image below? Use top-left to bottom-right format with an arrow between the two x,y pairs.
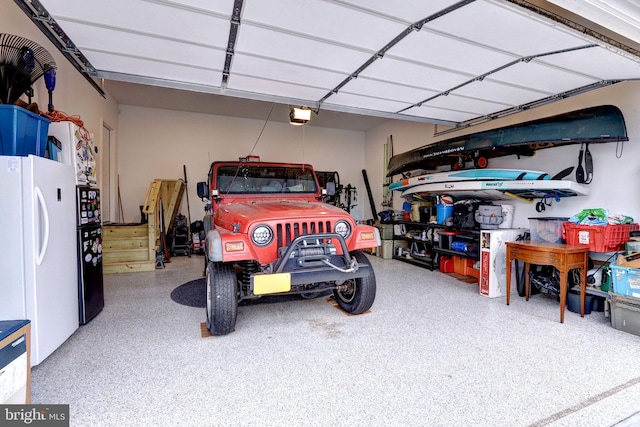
334,220 -> 351,238
252,224 -> 273,246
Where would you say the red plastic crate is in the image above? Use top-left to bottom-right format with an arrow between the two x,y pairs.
562,222 -> 639,252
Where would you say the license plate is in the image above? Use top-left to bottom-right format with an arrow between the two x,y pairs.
253,273 -> 291,295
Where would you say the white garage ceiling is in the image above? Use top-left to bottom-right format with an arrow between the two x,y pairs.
15,0 -> 640,131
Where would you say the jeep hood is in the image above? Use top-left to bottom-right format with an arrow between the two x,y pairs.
215,201 -> 350,231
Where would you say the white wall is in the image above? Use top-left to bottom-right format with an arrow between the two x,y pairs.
117,105 -> 366,224
364,120 -> 436,221
365,81 -> 640,228
4,2 -> 119,212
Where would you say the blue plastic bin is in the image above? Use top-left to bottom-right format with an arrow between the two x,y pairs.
0,105 -> 50,157
611,262 -> 640,298
436,204 -> 453,225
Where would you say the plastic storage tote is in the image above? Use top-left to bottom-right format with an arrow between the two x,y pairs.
563,222 -> 639,252
610,262 -> 640,298
610,293 -> 640,337
0,105 -> 50,156
528,217 -> 568,243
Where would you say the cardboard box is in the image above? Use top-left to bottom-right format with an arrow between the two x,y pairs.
616,254 -> 640,270
479,229 -> 524,298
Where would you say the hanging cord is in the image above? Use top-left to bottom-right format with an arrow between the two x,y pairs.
247,102 -> 275,157
227,103 -> 276,194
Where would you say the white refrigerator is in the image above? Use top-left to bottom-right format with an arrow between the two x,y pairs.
0,155 -> 79,366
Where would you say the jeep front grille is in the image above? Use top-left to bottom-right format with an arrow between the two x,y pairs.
276,221 -> 332,247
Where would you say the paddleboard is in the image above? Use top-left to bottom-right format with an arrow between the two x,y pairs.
401,179 -> 589,202
389,169 -> 550,192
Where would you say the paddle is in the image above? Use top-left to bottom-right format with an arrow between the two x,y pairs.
535,167 -> 573,181
576,144 -> 585,183
584,143 -> 593,184
552,166 -> 574,180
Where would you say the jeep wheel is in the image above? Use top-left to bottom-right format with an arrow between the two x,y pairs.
206,262 -> 238,335
333,251 -> 376,314
202,215 -> 212,273
203,214 -> 212,234
203,247 -> 208,277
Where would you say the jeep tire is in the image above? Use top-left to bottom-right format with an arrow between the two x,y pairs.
202,214 -> 212,273
206,261 -> 238,335
333,251 -> 376,314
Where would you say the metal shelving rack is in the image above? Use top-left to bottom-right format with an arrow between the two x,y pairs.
391,221 -> 480,270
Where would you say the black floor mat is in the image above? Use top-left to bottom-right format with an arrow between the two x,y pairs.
170,278 -> 331,308
170,279 -> 206,308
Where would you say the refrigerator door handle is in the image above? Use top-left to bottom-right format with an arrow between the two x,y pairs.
34,186 -> 50,265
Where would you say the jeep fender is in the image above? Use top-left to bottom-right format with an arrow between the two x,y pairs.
351,225 -> 381,249
205,229 -> 223,262
205,228 -> 258,262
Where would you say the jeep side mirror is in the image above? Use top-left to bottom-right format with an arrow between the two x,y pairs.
197,181 -> 208,199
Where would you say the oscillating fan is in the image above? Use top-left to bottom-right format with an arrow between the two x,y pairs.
0,33 -> 56,105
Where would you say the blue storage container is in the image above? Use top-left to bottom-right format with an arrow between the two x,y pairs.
436,204 -> 453,225
0,105 -> 50,157
611,262 -> 640,298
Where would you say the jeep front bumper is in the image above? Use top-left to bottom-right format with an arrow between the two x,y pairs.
250,233 -> 372,295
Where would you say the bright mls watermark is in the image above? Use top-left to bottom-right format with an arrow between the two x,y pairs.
1,405 -> 69,426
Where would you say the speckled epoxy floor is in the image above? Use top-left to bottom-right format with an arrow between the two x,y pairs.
31,254 -> 640,427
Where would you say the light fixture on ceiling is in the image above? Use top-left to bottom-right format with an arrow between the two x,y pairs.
289,106 -> 312,125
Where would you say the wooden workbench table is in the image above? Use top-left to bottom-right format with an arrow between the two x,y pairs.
505,240 -> 589,323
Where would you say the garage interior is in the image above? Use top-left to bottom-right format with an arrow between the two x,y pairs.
2,0 -> 640,425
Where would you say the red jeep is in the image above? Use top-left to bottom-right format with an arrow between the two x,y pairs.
196,159 -> 380,335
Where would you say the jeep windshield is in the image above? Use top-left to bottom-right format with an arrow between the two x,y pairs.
216,165 -> 318,194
